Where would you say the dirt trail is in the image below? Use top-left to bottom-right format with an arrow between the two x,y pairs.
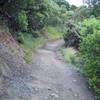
0,39 -> 94,100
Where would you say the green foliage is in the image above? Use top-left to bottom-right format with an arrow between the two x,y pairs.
54,0 -> 70,10
43,0 -> 63,26
20,32 -> 46,63
17,32 -> 25,43
73,6 -> 91,21
45,26 -> 63,39
62,48 -> 77,63
84,0 -> 100,17
80,18 -> 100,38
62,11 -> 74,21
79,30 -> 100,99
70,5 -> 77,11
0,0 -> 70,33
63,17 -> 100,99
18,10 -> 28,31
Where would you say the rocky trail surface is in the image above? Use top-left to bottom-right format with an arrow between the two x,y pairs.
0,39 -> 94,100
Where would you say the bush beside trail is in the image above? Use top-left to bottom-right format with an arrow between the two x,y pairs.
63,21 -> 80,49
80,31 -> 100,99
63,18 -> 100,99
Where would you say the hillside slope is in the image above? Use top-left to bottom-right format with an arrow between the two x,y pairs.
0,30 -> 28,100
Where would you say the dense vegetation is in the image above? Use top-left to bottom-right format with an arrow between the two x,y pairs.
0,0 -> 100,99
0,0 -> 71,33
0,0 -> 72,63
63,0 -> 100,99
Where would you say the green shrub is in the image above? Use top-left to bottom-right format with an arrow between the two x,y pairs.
62,48 -> 77,63
80,18 -> 100,38
79,31 -> 100,99
18,10 -> 28,31
17,32 -> 25,44
20,32 -> 46,63
30,29 -> 41,38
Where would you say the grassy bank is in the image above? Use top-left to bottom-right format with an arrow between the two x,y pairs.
61,47 -> 77,64
20,33 -> 47,63
45,26 -> 63,39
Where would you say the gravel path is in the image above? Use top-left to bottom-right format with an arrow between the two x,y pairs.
0,39 -> 94,100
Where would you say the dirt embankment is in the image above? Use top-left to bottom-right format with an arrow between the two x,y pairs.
0,30 -> 26,94
0,29 -> 27,73
0,31 -> 24,59
0,30 -> 34,100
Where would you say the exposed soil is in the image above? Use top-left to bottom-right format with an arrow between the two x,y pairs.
0,39 -> 94,100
